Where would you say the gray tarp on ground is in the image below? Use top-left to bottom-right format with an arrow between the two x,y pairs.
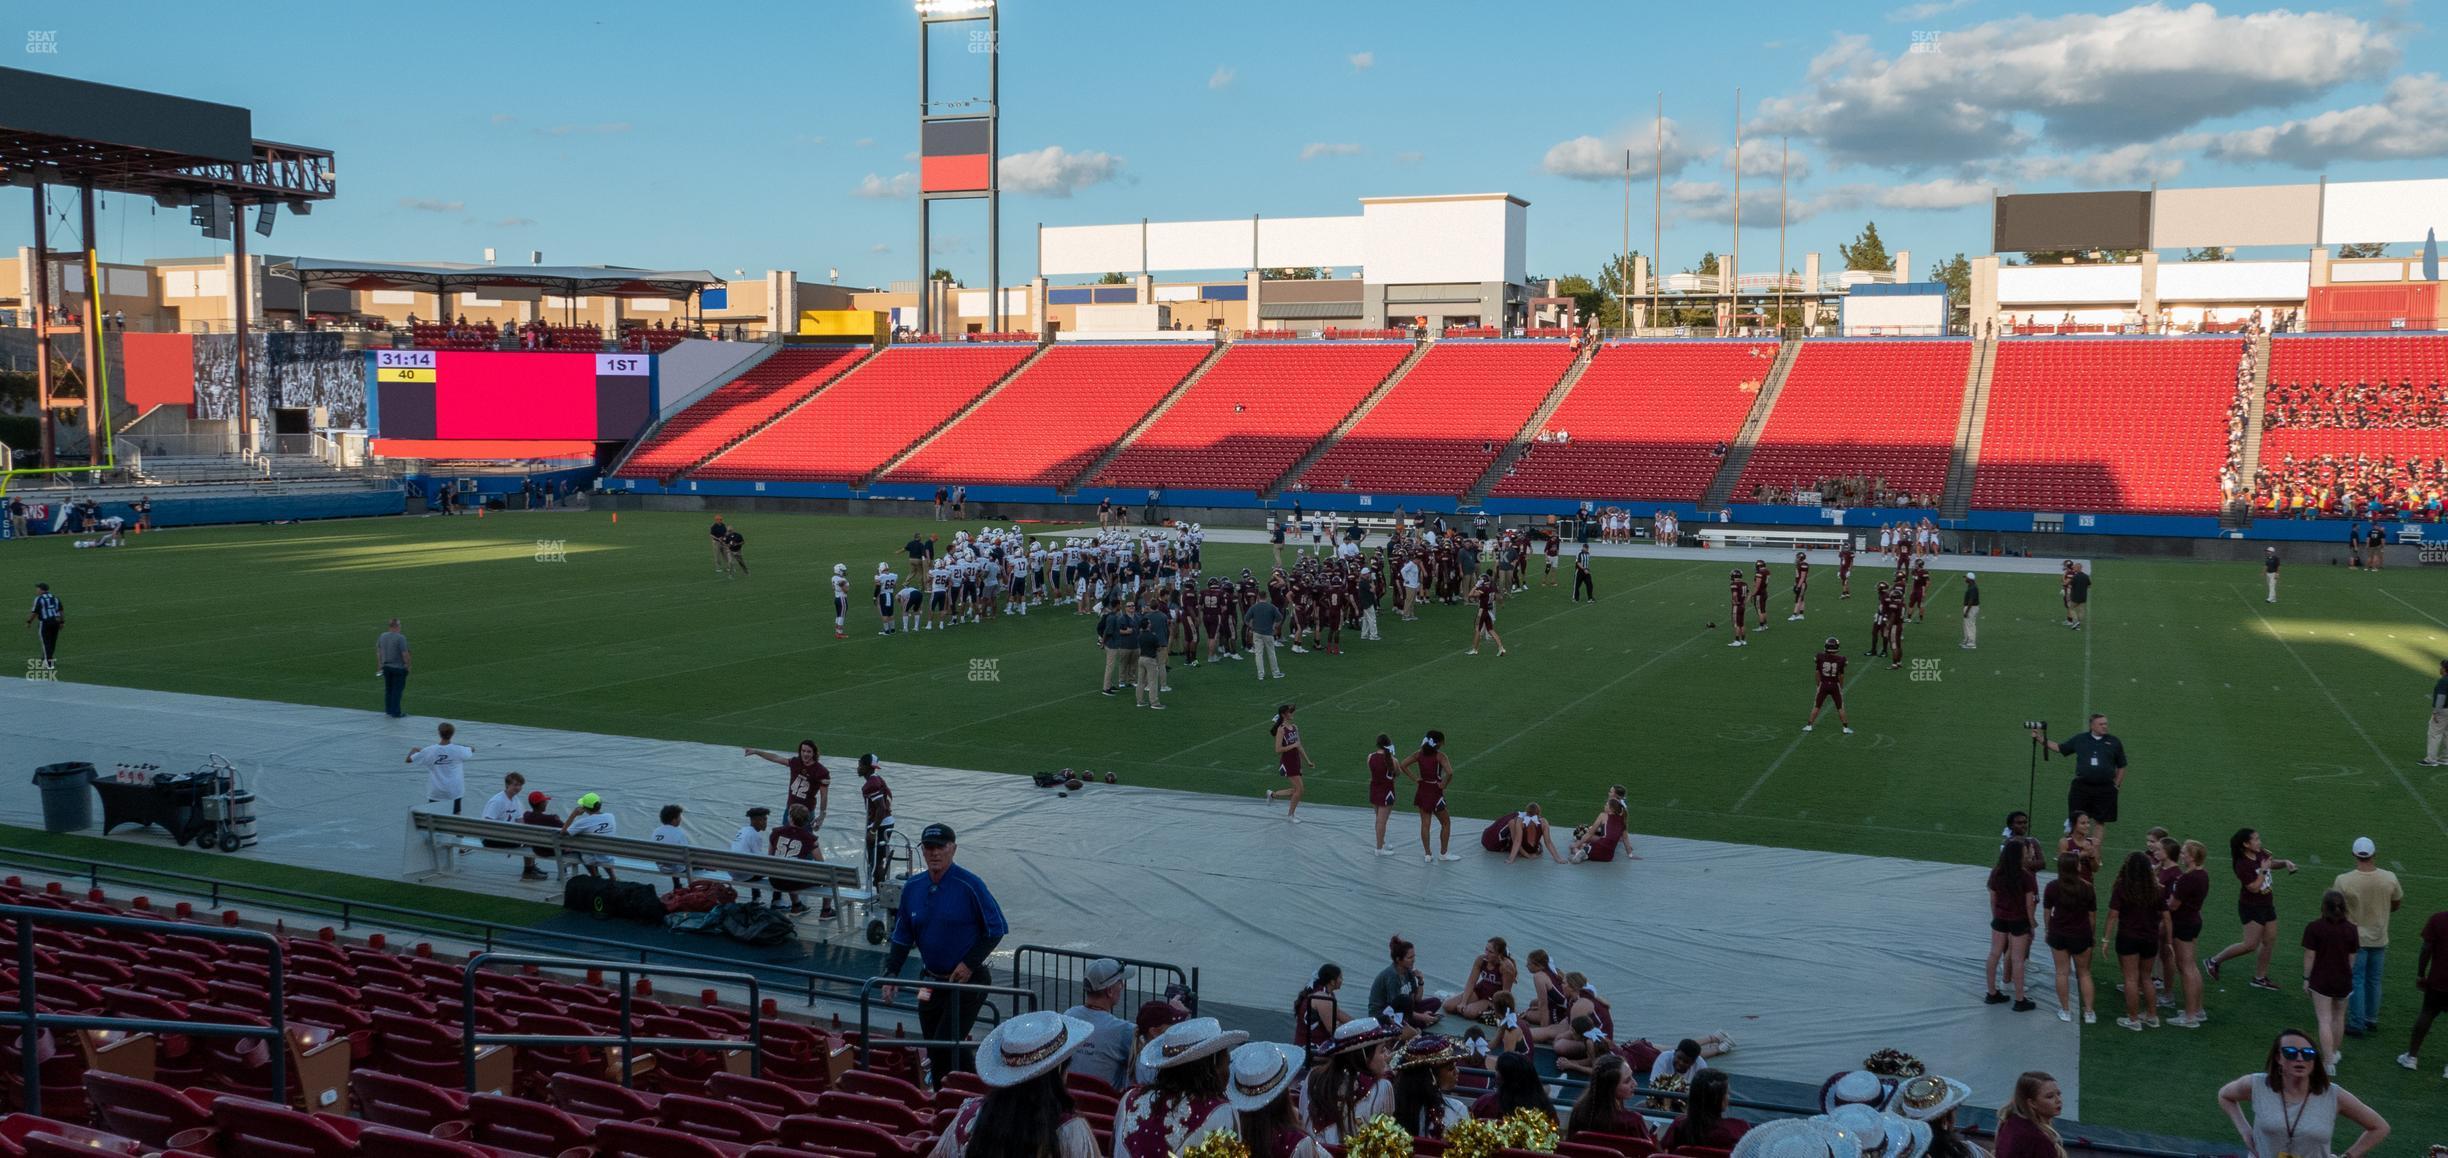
0,677 -> 2077,1116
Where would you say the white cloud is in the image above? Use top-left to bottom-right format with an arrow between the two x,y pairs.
1348,51 -> 1374,71
869,243 -> 892,255
854,172 -> 917,199
1300,142 -> 1365,161
1886,0 -> 1969,20
999,146 -> 1123,196
489,113 -> 515,125
1208,66 -> 1236,90
1395,151 -> 1425,165
493,216 -> 537,227
1543,117 -> 1706,182
1751,3 -> 2394,170
2002,143 -> 2184,186
545,121 -> 632,137
400,197 -> 464,213
1871,177 -> 1993,210
2199,72 -> 2448,168
855,137 -> 876,148
1729,143 -> 1813,182
1665,180 -> 1836,225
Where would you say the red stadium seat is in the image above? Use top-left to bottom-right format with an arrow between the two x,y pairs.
696,346 -> 1035,484
347,1071 -> 470,1134
884,344 -> 1212,487
654,1093 -> 780,1146
1496,341 -> 1776,501
1975,338 -> 2243,513
550,1072 -> 663,1121
617,347 -> 867,479
353,1125 -> 493,1158
466,1094 -> 596,1157
83,1072 -> 214,1149
1296,343 -> 1577,496
1735,341 -> 1970,504
776,1116 -> 922,1158
205,1096 -> 363,1158
704,1072 -> 823,1118
1099,343 -> 1413,491
593,1120 -> 745,1158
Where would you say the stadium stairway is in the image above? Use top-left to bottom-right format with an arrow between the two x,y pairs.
2224,333 -> 2273,528
1464,339 -> 1600,503
1260,337 -> 1432,498
1938,337 -> 1997,520
1699,336 -> 1802,507
858,343 -> 1053,489
1062,341 -> 1232,492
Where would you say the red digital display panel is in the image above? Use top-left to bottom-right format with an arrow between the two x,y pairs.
433,353 -> 599,439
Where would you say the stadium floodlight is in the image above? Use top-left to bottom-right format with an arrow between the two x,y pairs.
914,0 -> 992,14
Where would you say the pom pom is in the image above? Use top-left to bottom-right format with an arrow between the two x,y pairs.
1344,1115 -> 1414,1158
1497,1109 -> 1559,1154
1177,1131 -> 1251,1158
1440,1118 -> 1503,1158
1863,1048 -> 1925,1080
1644,1072 -> 1690,1112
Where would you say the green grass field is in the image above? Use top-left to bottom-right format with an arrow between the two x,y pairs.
16,509 -> 2448,1141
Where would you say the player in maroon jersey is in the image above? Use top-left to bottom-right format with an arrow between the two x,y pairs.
1727,569 -> 1751,648
1866,581 -> 1891,658
1467,575 -> 1507,656
1751,560 -> 1772,630
1197,578 -> 1233,663
1803,636 -> 1854,734
1883,581 -> 1908,670
1787,549 -> 1811,621
1907,561 -> 1931,623
1322,572 -> 1351,655
1837,539 -> 1856,599
1367,734 -> 1402,855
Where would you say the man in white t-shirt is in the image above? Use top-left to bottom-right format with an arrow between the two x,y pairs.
731,806 -> 773,903
477,771 -> 548,880
562,792 -> 619,879
406,722 -> 473,812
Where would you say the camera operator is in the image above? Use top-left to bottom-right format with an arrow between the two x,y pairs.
2032,714 -> 2129,850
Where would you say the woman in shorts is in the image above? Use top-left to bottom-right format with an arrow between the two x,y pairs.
1401,731 -> 1457,863
2041,850 -> 2097,1024
1370,734 -> 1410,851
2207,827 -> 2298,990
2055,812 -> 2102,883
2166,839 -> 2212,1027
1983,840 -> 2038,1011
1565,799 -> 1634,863
2102,851 -> 2164,1030
1520,950 -> 1572,1046
1263,704 -> 1313,823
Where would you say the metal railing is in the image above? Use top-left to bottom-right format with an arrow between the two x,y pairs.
4,903 -> 288,1115
854,975 -> 1035,1073
462,952 -> 762,1090
0,847 -> 875,1012
1010,944 -> 1194,1020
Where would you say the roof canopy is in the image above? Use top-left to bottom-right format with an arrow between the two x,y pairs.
0,67 -> 333,204
270,257 -> 723,300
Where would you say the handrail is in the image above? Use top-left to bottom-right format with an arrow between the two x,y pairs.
462,951 -> 762,1090
0,846 -> 875,1012
3,902 -> 287,1115
1009,944 -> 1194,1018
854,975 -> 1036,1073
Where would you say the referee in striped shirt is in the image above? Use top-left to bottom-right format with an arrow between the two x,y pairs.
26,583 -> 62,668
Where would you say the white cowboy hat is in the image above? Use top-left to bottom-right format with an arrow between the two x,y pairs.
1137,1016 -> 1247,1072
1886,1116 -> 1933,1158
1826,1106 -> 1891,1154
1888,1074 -> 1971,1122
1820,1070 -> 1889,1114
974,1011 -> 1095,1089
1316,1016 -> 1401,1058
1224,1042 -> 1303,1112
1731,1117 -> 1864,1158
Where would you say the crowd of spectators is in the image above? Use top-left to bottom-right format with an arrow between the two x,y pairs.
2251,453 -> 2448,520
2219,345 -> 2255,507
2265,379 -> 2448,431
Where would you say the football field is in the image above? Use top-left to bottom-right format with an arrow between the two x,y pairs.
16,508 -> 2448,1139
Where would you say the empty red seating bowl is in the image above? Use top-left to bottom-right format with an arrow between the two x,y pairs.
1495,342 -> 1776,501
885,344 -> 1212,487
617,348 -> 865,478
1735,341 -> 1970,504
1098,343 -> 1412,490
1296,343 -> 1576,495
1974,339 -> 2242,513
696,346 -> 1034,484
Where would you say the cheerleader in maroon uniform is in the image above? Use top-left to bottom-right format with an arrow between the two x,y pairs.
1446,938 -> 1518,1024
1466,575 -> 1507,657
1479,804 -> 1561,864
1520,950 -> 1573,1046
1367,736 -> 1402,856
1261,704 -> 1314,822
1401,731 -> 1458,862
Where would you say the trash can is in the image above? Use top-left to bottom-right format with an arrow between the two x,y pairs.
32,762 -> 96,833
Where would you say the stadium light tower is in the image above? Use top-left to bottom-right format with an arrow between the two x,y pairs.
916,0 -> 999,335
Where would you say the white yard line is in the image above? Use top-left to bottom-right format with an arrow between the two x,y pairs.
2236,585 -> 2448,840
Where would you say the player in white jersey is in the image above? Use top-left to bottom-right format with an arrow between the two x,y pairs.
829,564 -> 850,640
925,564 -> 950,630
874,563 -> 899,635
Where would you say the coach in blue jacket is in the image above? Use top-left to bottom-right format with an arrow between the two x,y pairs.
879,822 -> 1008,1083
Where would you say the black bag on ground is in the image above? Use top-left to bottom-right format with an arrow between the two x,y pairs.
606,880 -> 664,923
563,875 -> 609,915
716,902 -> 799,947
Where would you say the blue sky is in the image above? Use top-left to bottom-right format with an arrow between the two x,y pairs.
7,0 -> 2442,288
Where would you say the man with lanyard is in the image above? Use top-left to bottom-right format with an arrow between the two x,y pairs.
877,823 -> 1009,1084
2033,714 -> 2129,851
